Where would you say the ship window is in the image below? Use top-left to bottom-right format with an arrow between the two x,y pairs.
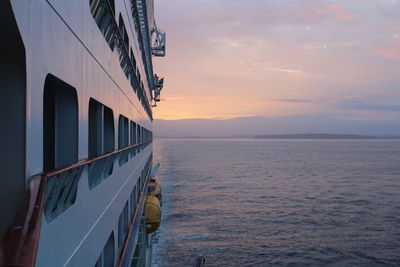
137,125 -> 141,149
89,99 -> 115,157
118,115 -> 129,165
118,201 -> 129,248
107,0 -> 115,16
43,74 -> 78,171
88,99 -> 115,189
129,49 -> 138,93
0,2 -> 27,239
90,0 -> 116,50
95,232 -> 115,267
104,106 -> 115,153
137,72 -> 141,85
141,169 -> 145,189
130,121 -> 137,157
118,14 -> 129,49
132,217 -> 147,266
130,71 -> 138,93
117,15 -> 130,78
140,127 -> 144,150
136,177 -> 141,201
130,186 -> 137,218
89,100 -> 103,157
130,49 -> 136,69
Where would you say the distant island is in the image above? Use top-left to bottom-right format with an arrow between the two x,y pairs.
253,133 -> 381,139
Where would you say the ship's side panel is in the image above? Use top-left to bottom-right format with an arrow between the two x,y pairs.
8,0 -> 155,266
9,0 -> 152,182
36,150 -> 152,266
45,0 -> 152,120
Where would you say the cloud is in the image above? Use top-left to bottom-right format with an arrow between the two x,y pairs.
209,38 -> 241,50
337,103 -> 400,112
266,67 -> 303,74
335,96 -> 400,112
310,3 -> 354,21
374,46 -> 400,61
278,98 -> 323,103
154,0 -> 400,126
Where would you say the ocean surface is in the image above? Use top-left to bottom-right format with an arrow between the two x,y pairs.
151,139 -> 400,266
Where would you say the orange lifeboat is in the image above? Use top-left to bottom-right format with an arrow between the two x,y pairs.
145,179 -> 162,233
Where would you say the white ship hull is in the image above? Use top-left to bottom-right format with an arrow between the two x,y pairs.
0,0 -> 165,266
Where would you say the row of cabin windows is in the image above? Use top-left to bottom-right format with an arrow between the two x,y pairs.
96,155 -> 151,267
89,0 -> 153,120
43,75 -> 152,175
43,75 -> 153,266
130,157 -> 153,266
117,155 -> 152,254
95,232 -> 114,267
87,99 -> 152,188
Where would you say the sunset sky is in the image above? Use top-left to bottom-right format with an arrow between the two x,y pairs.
153,0 -> 400,135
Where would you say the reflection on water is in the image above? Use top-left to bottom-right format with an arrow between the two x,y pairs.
152,139 -> 400,266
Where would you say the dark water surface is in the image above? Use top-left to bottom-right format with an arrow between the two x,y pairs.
152,139 -> 400,266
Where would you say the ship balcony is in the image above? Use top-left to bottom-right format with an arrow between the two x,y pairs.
0,139 -> 153,267
90,0 -> 153,120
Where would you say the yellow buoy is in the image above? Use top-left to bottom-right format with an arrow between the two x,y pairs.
145,195 -> 161,233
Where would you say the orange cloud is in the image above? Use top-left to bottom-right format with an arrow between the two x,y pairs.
154,0 -> 400,121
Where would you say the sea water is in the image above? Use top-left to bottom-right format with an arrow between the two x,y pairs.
152,139 -> 400,266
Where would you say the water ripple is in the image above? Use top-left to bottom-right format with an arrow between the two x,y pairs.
152,139 -> 400,266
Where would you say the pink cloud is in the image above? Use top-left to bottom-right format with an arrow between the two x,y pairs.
326,4 -> 353,21
308,2 -> 354,21
384,27 -> 400,32
374,46 -> 400,60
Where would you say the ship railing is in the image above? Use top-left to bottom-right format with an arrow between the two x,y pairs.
0,139 -> 153,267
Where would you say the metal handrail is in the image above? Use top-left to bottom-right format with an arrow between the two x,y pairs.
44,139 -> 151,178
0,139 -> 152,267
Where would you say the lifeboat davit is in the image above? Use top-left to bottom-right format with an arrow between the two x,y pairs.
145,179 -> 162,233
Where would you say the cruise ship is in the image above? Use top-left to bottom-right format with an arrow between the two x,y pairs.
0,0 -> 165,266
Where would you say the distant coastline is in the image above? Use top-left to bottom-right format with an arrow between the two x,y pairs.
156,133 -> 400,139
253,134 -> 381,139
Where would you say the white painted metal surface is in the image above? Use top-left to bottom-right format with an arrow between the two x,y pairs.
4,0 -> 165,266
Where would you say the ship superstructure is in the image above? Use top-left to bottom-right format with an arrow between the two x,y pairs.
0,0 -> 165,266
